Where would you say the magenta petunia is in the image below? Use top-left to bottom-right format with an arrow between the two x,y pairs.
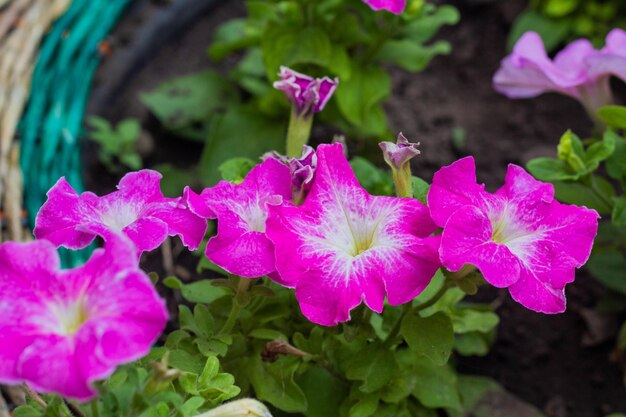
0,234 -> 168,401
493,30 -> 626,113
185,159 -> 292,278
362,0 -> 406,14
34,170 -> 206,254
428,157 -> 599,313
273,66 -> 338,116
266,143 -> 441,326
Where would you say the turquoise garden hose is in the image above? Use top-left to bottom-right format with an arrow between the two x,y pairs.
19,0 -> 131,266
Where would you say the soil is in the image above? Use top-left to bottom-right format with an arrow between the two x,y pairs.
85,0 -> 626,416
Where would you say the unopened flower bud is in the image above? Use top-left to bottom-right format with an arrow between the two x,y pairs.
379,133 -> 420,198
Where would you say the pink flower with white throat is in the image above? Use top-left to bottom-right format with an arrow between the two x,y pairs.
0,234 -> 168,401
34,170 -> 206,254
273,66 -> 338,117
266,143 -> 441,326
362,0 -> 406,14
185,159 -> 292,278
428,157 -> 599,313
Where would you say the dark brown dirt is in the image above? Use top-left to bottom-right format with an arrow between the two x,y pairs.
85,0 -> 626,416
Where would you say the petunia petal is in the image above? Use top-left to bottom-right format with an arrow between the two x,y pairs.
440,205 -> 521,288
33,178 -> 99,249
428,156 -> 494,227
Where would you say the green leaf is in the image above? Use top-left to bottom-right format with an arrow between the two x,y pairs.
450,308 -> 500,334
169,350 -> 206,374
412,363 -> 461,410
401,311 -> 454,366
249,328 -> 287,340
587,250 -> 626,295
163,277 -> 231,304
380,377 -> 413,404
350,157 -> 394,196
377,39 -> 451,72
612,196 -> 626,226
552,181 -> 613,214
507,11 -> 569,52
298,367 -> 348,417
218,158 -> 256,183
209,19 -> 258,61
585,130 -> 617,168
557,130 -> 586,172
199,106 -> 285,186
347,347 -> 398,393
349,395 -> 379,417
412,176 -> 430,205
336,64 -> 390,135
598,105 -> 626,130
248,357 -> 307,412
454,332 -> 491,356
13,406 -> 42,417
140,71 -> 238,137
526,158 -> 575,181
198,356 -> 220,387
261,25 -> 332,79
401,5 -> 460,43
607,132 -> 626,181
544,0 -> 579,17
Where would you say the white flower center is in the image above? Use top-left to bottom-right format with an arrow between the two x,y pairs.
45,297 -> 91,336
100,202 -> 139,232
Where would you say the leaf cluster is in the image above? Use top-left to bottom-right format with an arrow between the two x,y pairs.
139,0 -> 458,186
526,106 -> 626,383
87,117 -> 143,173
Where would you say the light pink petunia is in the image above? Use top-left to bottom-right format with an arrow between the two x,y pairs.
266,143 -> 441,326
493,30 -> 626,114
362,0 -> 406,14
273,67 -> 338,117
0,234 -> 168,401
185,159 -> 292,278
34,170 -> 206,254
428,157 -> 599,313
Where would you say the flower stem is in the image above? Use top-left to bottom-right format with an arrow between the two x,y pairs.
21,384 -> 47,408
65,401 -> 86,417
392,163 -> 413,198
286,109 -> 314,157
90,400 -> 99,417
219,277 -> 253,335
414,282 -> 451,312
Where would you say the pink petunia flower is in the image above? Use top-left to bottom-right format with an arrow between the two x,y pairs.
34,170 -> 206,254
273,66 -> 338,117
0,234 -> 168,401
362,0 -> 406,14
493,29 -> 626,114
264,145 -> 318,204
266,143 -> 441,326
185,159 -> 292,278
428,157 -> 599,313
